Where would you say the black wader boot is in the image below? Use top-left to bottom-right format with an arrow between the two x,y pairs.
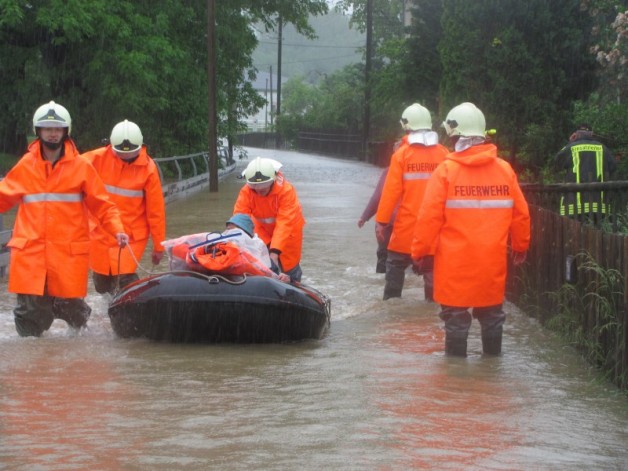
376,246 -> 387,274
481,331 -> 502,355
440,305 -> 472,357
476,306 -> 505,355
383,251 -> 408,300
445,334 -> 468,357
93,272 -> 140,295
53,298 -> 92,329
14,294 -> 55,337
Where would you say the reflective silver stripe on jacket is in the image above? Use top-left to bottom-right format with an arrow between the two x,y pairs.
23,193 -> 83,203
105,185 -> 144,198
403,173 -> 431,180
258,217 -> 276,224
446,199 -> 514,209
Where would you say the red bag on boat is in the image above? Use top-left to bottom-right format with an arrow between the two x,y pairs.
186,241 -> 276,278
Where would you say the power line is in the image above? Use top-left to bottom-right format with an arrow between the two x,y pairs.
257,39 -> 363,49
257,53 -> 362,68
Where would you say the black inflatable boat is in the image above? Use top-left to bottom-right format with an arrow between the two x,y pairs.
108,271 -> 331,343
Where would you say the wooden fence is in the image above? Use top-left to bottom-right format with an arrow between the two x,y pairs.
296,130 -> 363,160
509,182 -> 628,389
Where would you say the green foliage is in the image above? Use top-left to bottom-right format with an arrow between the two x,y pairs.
587,1 -> 627,106
0,0 -> 328,157
365,38 -> 407,139
306,64 -> 366,132
336,0 -> 406,42
572,97 -> 628,179
440,0 -> 596,167
334,0 -> 443,142
546,252 -> 626,389
518,122 -> 565,181
0,152 -> 18,176
2,0 -> 623,172
404,0 -> 444,115
276,76 -> 320,142
275,64 -> 366,143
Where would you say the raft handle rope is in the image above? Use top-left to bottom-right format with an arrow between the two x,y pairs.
118,244 -> 249,286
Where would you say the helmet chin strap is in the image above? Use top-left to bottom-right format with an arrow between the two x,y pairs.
42,140 -> 63,150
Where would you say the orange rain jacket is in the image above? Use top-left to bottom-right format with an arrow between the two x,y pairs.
376,137 -> 448,253
0,140 -> 125,297
411,143 -> 530,307
82,145 -> 166,275
233,172 -> 305,272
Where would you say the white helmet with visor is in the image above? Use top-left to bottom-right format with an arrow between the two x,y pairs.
32,101 -> 72,135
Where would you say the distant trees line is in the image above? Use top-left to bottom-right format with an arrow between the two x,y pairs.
280,0 -> 627,181
1,0 -> 625,183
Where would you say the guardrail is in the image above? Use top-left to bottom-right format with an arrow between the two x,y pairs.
0,149 -> 238,276
156,148 -> 237,203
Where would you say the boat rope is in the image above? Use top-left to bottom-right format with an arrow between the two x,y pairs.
116,246 -> 122,292
166,270 -> 249,285
124,244 -> 161,275
119,245 -> 249,285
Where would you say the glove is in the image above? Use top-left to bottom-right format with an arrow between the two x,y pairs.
375,222 -> 387,243
152,250 -> 164,265
412,257 -> 425,275
512,250 -> 527,266
412,255 -> 433,275
116,233 -> 129,247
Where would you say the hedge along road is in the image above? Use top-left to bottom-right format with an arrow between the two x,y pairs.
0,147 -> 626,470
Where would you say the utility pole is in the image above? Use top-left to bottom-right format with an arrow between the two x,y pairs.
265,78 -> 269,129
269,65 -> 274,127
206,0 -> 218,192
363,0 -> 373,162
275,15 -> 283,149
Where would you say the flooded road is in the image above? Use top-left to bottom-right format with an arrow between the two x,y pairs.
0,148 -> 627,470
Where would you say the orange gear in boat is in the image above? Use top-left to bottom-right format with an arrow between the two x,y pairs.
173,241 -> 276,278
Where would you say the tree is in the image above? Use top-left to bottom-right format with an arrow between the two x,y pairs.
336,0 -> 406,44
0,0 -> 328,156
275,76 -> 320,142
573,3 -> 628,177
587,1 -> 627,106
404,0 -> 444,115
439,0 -> 598,176
307,64 -> 366,133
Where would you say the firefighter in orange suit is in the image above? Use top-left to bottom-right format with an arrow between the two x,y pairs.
82,120 -> 166,294
233,157 -> 305,282
0,101 -> 129,337
376,103 -> 448,301
411,103 -> 530,356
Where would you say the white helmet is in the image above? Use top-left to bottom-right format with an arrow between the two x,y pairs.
443,102 -> 486,138
110,119 -> 143,154
244,157 -> 278,185
400,103 -> 432,131
32,101 -> 72,135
